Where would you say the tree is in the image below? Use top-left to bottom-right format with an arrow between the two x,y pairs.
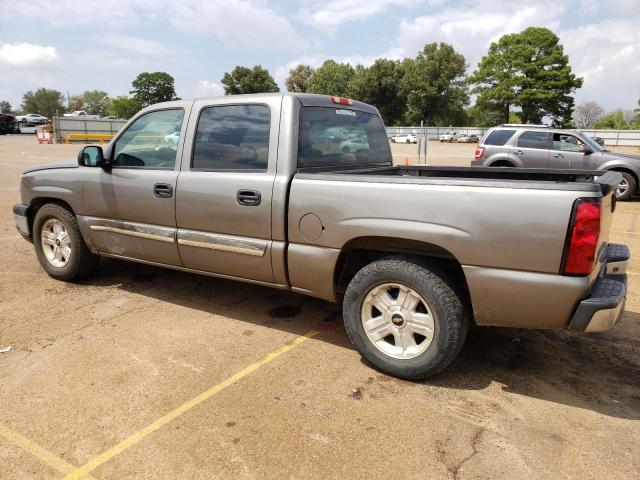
469,27 -> 582,126
400,43 -> 469,126
573,101 -> 605,128
68,95 -> 84,112
307,60 -> 356,98
130,72 -> 178,107
21,88 -> 66,119
0,101 -> 12,114
350,59 -> 406,125
82,90 -> 110,116
594,110 -> 632,129
107,96 -> 141,119
221,65 -> 279,95
285,64 -> 315,93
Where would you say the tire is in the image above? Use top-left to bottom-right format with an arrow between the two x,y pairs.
342,146 -> 350,153
614,171 -> 636,201
405,139 -> 410,144
33,203 -> 99,281
343,256 -> 469,380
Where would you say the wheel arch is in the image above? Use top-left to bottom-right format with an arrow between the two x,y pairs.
28,197 -> 76,235
333,236 -> 471,306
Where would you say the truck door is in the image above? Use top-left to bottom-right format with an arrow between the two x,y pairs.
81,107 -> 186,265
510,130 -> 551,168
175,98 -> 280,283
550,132 -> 590,169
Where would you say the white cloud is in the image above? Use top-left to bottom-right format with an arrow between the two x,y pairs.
561,19 -> 640,108
170,0 -> 306,50
0,0 -> 306,51
0,42 -> 59,66
296,0 -> 445,33
195,80 -> 225,97
97,34 -> 176,57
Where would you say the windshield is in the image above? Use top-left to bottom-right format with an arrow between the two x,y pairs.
298,107 -> 392,168
577,132 -> 605,152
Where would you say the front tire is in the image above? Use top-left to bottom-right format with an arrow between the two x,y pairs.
343,256 -> 468,380
33,203 -> 99,281
615,172 -> 636,201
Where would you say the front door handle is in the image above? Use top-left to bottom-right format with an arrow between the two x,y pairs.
513,150 -> 524,155
552,153 -> 564,158
237,190 -> 261,206
153,183 -> 173,198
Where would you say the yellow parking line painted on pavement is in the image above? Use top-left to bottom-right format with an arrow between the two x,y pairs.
63,329 -> 320,480
0,424 -> 98,480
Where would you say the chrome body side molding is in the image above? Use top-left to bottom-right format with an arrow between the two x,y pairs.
84,216 -> 175,243
177,229 -> 267,257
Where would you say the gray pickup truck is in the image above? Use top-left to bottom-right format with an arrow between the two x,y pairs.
13,93 -> 629,379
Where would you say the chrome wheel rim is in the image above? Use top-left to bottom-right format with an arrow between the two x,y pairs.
361,283 -> 435,359
40,218 -> 71,267
617,178 -> 628,197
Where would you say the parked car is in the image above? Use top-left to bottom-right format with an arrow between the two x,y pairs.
13,94 -> 628,380
63,111 -> 101,119
102,116 -> 118,120
19,124 -> 38,134
15,113 -> 48,124
340,136 -> 369,153
472,124 -> 640,200
390,134 -> 417,143
457,134 -> 479,143
439,131 -> 458,142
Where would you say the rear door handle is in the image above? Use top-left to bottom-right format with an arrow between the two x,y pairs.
513,150 -> 524,155
237,190 -> 261,206
153,183 -> 173,198
552,153 -> 564,158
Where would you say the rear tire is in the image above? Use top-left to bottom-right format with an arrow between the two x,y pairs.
490,161 -> 514,167
343,256 -> 469,380
614,172 -> 636,201
33,203 -> 99,281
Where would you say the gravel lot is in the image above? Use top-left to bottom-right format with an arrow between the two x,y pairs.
1,134 -> 639,479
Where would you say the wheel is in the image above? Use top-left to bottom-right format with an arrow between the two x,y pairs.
615,172 -> 636,201
33,203 -> 99,281
343,256 -> 468,380
342,146 -> 350,153
405,139 -> 410,144
390,139 -> 395,143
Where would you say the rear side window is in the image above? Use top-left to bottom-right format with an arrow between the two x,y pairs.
517,131 -> 550,149
298,107 -> 392,168
483,129 -> 516,146
192,104 -> 270,171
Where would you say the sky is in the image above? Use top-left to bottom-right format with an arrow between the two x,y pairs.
1,0 -> 639,112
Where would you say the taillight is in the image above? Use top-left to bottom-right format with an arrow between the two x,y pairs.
474,146 -> 484,159
331,96 -> 353,106
562,198 -> 601,275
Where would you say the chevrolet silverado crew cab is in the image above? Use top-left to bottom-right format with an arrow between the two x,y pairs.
13,93 -> 629,379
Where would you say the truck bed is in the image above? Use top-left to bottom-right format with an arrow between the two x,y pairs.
296,165 -> 619,195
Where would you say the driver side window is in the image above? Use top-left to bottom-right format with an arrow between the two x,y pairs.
113,109 -> 184,169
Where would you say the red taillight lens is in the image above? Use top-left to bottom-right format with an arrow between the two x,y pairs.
563,198 -> 601,275
331,96 -> 353,106
474,147 -> 484,159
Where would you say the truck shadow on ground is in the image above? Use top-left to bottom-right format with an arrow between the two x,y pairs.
94,258 -> 640,421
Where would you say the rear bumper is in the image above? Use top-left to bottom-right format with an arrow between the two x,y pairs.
568,243 -> 629,332
13,203 -> 31,240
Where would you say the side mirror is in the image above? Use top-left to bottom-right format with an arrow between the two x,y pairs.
78,145 -> 110,169
582,146 -> 593,155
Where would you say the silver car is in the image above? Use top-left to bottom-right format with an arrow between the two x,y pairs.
472,124 -> 640,200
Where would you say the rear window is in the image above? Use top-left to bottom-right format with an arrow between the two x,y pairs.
298,107 -> 392,168
483,129 -> 516,146
517,131 -> 550,149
